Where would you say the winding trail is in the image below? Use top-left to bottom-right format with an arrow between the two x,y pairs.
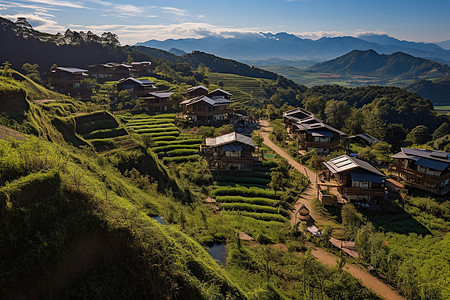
257,120 -> 404,300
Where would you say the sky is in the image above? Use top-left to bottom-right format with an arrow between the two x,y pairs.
1,0 -> 449,45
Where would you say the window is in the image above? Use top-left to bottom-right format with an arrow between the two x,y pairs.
352,181 -> 370,189
225,151 -> 241,158
313,137 -> 330,143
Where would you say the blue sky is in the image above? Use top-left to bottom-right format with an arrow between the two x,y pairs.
1,0 -> 449,45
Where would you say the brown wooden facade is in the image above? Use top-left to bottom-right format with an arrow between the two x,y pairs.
47,67 -> 88,94
137,92 -> 173,112
117,78 -> 157,98
389,150 -> 450,195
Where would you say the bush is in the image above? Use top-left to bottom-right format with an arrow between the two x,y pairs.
135,127 -> 179,134
217,176 -> 270,186
139,131 -> 180,138
127,118 -> 175,125
127,123 -> 176,130
150,136 -> 178,142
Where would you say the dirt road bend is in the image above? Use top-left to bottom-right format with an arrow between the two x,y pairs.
257,120 -> 404,300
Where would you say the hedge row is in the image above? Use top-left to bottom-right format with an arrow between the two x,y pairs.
162,155 -> 201,164
220,202 -> 288,216
217,176 -> 270,185
150,136 -> 178,142
83,127 -> 128,139
135,127 -> 179,134
127,118 -> 175,125
215,196 -> 279,207
152,144 -> 199,153
224,211 -> 286,223
76,119 -> 118,134
148,113 -> 176,119
158,149 -> 199,158
212,186 -> 280,199
215,182 -> 269,190
153,139 -> 203,147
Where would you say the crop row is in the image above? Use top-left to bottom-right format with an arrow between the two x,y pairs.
139,131 -> 180,138
224,211 -> 286,223
83,127 -> 128,139
157,149 -> 199,158
152,144 -> 199,153
162,155 -> 201,164
153,139 -> 203,147
215,182 -> 269,189
215,195 -> 279,207
135,127 -> 179,134
127,118 -> 175,125
127,123 -> 175,130
212,186 -> 280,199
217,176 -> 270,185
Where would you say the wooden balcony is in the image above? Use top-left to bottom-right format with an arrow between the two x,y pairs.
185,109 -> 232,117
389,165 -> 450,184
341,187 -> 385,197
300,140 -> 340,149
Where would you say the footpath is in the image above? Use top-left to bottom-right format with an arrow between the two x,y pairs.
257,120 -> 404,300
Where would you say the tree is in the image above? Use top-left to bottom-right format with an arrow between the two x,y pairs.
432,122 -> 450,140
22,63 -> 41,83
217,81 -> 224,88
266,104 -> 278,120
341,204 -> 363,237
118,90 -> 131,102
384,123 -> 407,150
406,125 -> 431,145
373,142 -> 392,163
324,100 -> 351,129
343,109 -> 364,134
269,170 -> 284,195
302,95 -> 326,118
252,133 -> 264,153
127,54 -> 134,64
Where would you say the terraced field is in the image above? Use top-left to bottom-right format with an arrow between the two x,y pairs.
123,113 -> 203,164
207,73 -> 271,108
74,111 -> 134,151
211,161 -> 288,224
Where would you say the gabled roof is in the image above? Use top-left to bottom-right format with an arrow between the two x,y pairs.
294,122 -> 347,136
323,155 -> 385,177
391,148 -> 450,171
208,88 -> 232,97
147,91 -> 173,98
180,96 -> 232,107
205,132 -> 255,148
118,77 -> 155,86
186,85 -> 208,93
131,61 -> 151,66
283,108 -> 321,123
55,67 -> 88,74
356,133 -> 381,144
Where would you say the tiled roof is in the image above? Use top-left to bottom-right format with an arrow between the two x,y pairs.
323,154 -> 385,176
56,67 -> 88,73
180,96 -> 232,107
205,132 -> 255,148
118,77 -> 155,86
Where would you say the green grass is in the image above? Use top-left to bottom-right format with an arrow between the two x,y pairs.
212,186 -> 281,199
83,127 -> 128,139
162,155 -> 201,164
224,211 -> 287,223
135,127 -> 179,134
216,196 -> 279,207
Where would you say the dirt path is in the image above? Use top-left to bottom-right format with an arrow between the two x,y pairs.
257,120 -> 404,300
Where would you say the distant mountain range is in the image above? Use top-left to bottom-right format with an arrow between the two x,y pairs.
436,40 -> 450,50
137,32 -> 450,65
308,49 -> 450,79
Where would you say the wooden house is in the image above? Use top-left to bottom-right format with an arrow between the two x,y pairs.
116,77 -> 157,98
137,91 -> 173,112
389,148 -> 450,195
130,61 -> 152,77
347,133 -> 381,146
184,85 -> 208,99
283,108 -> 346,155
47,67 -> 88,93
179,95 -> 232,123
88,62 -> 133,82
323,155 -> 386,204
201,132 -> 255,171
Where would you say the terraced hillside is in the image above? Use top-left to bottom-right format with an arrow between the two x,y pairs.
122,113 -> 203,164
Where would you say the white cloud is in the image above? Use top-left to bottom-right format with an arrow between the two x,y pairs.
0,0 -> 60,10
21,0 -> 86,9
294,30 -> 387,40
2,13 -> 65,31
160,6 -> 187,16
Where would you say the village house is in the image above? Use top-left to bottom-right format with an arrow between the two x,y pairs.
130,61 -> 152,77
322,155 -> 386,205
179,95 -> 232,124
116,77 -> 157,98
283,108 -> 346,155
200,132 -> 255,171
88,62 -> 133,82
184,85 -> 209,98
347,133 -> 381,146
137,91 -> 173,112
47,67 -> 88,94
389,148 -> 450,195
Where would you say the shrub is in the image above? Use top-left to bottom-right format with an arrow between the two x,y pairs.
220,202 -> 284,215
135,127 -> 179,134
150,136 -> 178,142
140,131 -> 180,138
217,176 -> 270,185
127,123 -> 175,130
153,139 -> 203,147
152,144 -> 200,153
225,211 -> 286,223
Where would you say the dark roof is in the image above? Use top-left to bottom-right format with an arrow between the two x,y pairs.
55,67 -> 88,73
295,122 -> 347,136
208,88 -> 232,96
283,108 -> 320,123
147,91 -> 173,98
118,77 -> 155,86
391,148 -> 450,164
205,132 -> 255,148
415,158 -> 449,171
356,133 -> 381,144
186,85 -> 208,92
180,96 -> 232,107
323,155 -> 385,177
